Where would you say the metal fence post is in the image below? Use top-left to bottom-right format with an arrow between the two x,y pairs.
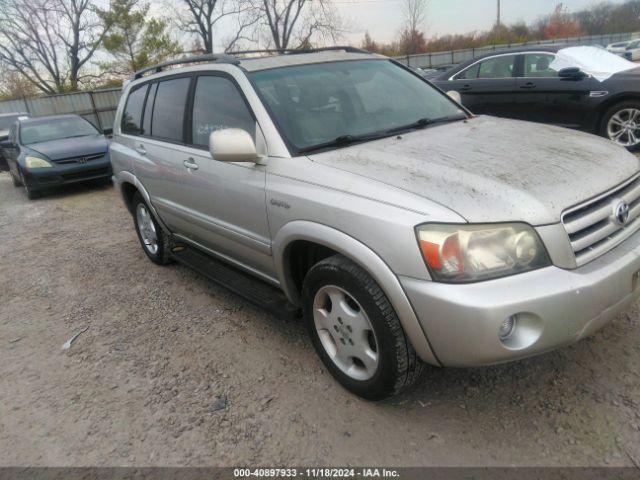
22,96 -> 30,114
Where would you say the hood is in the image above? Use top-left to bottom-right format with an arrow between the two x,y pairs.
308,116 -> 640,225
608,67 -> 640,80
27,135 -> 108,161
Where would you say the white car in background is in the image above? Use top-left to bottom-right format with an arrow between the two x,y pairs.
607,40 -> 632,56
623,39 -> 640,61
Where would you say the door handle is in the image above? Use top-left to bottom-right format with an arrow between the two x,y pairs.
459,85 -> 472,91
520,82 -> 536,89
135,145 -> 146,155
183,158 -> 199,171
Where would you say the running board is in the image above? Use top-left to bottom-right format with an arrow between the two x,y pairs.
170,243 -> 301,321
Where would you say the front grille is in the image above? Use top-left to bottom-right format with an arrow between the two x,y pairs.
61,167 -> 109,181
54,153 -> 104,165
562,174 -> 640,266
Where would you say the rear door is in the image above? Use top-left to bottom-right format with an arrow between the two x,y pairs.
132,75 -> 194,232
446,54 -> 520,117
515,52 -> 593,128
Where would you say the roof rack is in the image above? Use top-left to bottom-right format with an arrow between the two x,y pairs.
132,47 -> 371,79
133,53 -> 240,79
227,46 -> 371,57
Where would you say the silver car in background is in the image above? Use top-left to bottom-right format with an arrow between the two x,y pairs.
110,48 -> 640,399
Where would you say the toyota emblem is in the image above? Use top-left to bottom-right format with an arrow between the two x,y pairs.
614,200 -> 630,226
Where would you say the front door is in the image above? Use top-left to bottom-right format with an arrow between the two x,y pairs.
515,53 -> 593,129
175,73 -> 272,278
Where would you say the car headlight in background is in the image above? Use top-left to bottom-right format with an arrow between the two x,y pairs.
24,156 -> 53,169
416,223 -> 551,283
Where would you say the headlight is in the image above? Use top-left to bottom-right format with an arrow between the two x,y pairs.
24,156 -> 53,169
416,223 -> 551,283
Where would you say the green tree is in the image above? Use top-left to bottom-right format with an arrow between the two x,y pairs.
99,0 -> 182,75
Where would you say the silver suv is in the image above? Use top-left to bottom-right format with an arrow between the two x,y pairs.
111,48 -> 640,399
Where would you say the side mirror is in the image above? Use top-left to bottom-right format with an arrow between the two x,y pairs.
446,90 -> 462,104
558,67 -> 587,80
103,127 -> 113,136
209,128 -> 261,163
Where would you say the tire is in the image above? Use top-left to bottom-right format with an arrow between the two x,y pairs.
600,101 -> 640,151
11,171 -> 21,187
19,169 -> 38,199
302,255 -> 424,400
131,192 -> 172,265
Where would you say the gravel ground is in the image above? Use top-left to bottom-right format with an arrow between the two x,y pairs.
1,171 -> 640,467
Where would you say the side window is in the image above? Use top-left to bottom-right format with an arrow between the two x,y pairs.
191,75 -> 255,147
121,85 -> 148,135
455,63 -> 480,80
477,55 -> 517,79
151,77 -> 191,142
524,54 -> 557,78
142,83 -> 158,136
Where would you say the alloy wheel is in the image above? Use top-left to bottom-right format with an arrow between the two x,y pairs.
607,108 -> 640,147
313,285 -> 379,381
136,203 -> 159,255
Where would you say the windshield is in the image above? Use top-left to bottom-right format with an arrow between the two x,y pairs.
20,116 -> 99,145
250,59 -> 467,153
551,46 -> 637,82
0,115 -> 20,130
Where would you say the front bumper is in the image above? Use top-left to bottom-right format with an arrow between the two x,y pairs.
401,228 -> 640,367
22,156 -> 112,191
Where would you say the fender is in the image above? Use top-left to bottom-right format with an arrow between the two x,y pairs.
114,171 -> 172,234
273,220 -> 440,366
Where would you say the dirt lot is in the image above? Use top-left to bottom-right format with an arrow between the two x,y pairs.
0,171 -> 639,467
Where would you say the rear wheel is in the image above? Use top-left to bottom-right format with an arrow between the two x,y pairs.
131,192 -> 172,265
302,255 -> 424,400
601,101 -> 640,151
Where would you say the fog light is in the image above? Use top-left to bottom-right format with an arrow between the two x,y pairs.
499,315 -> 517,340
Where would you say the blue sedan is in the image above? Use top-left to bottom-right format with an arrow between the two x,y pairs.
1,114 -> 112,199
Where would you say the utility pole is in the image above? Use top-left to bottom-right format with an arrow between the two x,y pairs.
497,0 -> 501,27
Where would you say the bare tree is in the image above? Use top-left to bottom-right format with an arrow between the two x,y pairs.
399,0 -> 428,54
178,0 -> 258,53
0,0 -> 111,94
258,0 -> 342,51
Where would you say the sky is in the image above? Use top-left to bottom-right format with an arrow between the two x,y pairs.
335,0 -> 630,44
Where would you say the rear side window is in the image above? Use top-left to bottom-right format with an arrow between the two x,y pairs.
477,55 -> 517,79
151,77 -> 191,142
121,85 -> 148,135
455,63 -> 480,80
191,76 -> 255,147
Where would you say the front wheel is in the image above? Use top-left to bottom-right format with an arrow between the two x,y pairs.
19,169 -> 38,199
600,101 -> 640,151
131,192 -> 172,265
302,255 -> 424,400
11,171 -> 21,187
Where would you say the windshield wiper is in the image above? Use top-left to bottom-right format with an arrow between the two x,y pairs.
386,114 -> 467,134
299,133 -> 385,154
